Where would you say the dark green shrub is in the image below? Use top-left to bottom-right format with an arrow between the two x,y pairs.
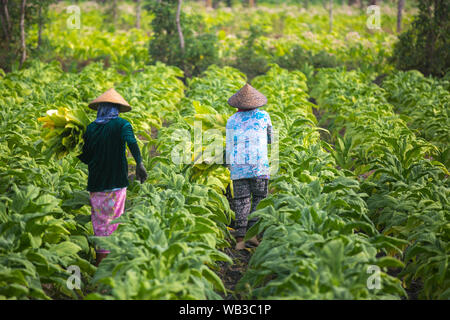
274,45 -> 339,70
146,0 -> 219,78
310,50 -> 339,69
232,26 -> 269,81
391,0 -> 449,77
274,45 -> 311,70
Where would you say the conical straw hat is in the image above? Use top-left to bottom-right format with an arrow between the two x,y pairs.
88,88 -> 131,112
227,83 -> 267,109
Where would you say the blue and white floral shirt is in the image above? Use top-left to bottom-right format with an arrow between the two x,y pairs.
225,108 -> 272,180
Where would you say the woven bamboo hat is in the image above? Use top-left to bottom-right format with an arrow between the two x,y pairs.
88,88 -> 131,112
227,83 -> 267,109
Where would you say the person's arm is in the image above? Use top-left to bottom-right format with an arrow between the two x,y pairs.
225,124 -> 232,168
122,122 -> 142,164
122,122 -> 147,183
267,115 -> 272,145
77,131 -> 91,164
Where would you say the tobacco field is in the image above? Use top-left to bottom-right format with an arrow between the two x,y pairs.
0,0 -> 448,300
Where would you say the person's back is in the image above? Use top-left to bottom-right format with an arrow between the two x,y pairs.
81,117 -> 140,192
78,89 -> 147,266
226,108 -> 271,180
225,83 -> 272,250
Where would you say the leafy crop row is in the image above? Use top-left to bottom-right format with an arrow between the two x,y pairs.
382,70 -> 449,168
1,59 -> 230,299
87,65 -> 250,299
236,65 -> 406,299
311,68 -> 450,299
1,61 -> 99,299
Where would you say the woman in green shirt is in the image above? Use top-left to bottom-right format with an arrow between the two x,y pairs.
78,88 -> 147,266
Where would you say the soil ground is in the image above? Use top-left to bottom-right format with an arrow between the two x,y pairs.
217,242 -> 256,300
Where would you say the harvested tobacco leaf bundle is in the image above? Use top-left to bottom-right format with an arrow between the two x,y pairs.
38,107 -> 90,160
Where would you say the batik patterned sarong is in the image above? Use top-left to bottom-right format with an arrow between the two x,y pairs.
90,187 -> 126,253
232,178 -> 268,237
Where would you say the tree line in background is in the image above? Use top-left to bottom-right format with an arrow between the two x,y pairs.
391,0 -> 449,77
0,0 -> 55,71
0,0 -> 448,77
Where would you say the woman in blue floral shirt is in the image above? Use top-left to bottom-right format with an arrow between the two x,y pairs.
225,83 -> 272,250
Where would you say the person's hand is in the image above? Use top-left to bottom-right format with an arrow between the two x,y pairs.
222,151 -> 229,168
136,162 -> 148,183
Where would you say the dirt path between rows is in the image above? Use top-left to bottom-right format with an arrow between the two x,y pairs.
217,245 -> 254,300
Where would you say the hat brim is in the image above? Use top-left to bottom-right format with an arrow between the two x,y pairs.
88,88 -> 132,112
227,100 -> 267,109
88,102 -> 131,113
227,83 -> 268,109
227,96 -> 267,109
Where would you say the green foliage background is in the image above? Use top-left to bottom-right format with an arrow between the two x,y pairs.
0,0 -> 448,301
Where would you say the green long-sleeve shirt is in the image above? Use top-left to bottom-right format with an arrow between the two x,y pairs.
78,117 -> 142,192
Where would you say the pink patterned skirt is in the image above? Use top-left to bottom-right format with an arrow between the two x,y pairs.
90,187 -> 127,253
